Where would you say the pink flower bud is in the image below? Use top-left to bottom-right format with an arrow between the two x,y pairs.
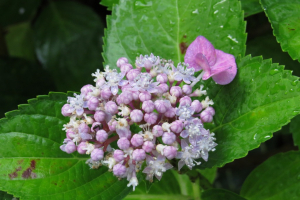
96,79 -> 105,88
94,110 -> 106,122
130,109 -> 143,122
179,96 -> 192,106
142,100 -> 155,113
91,148 -> 104,161
66,129 -> 74,139
117,138 -> 130,150
139,91 -> 151,102
96,130 -> 108,143
64,141 -> 76,154
157,73 -> 168,83
87,96 -> 99,110
109,121 -> 118,131
144,112 -> 158,124
61,104 -> 72,116
182,85 -> 192,94
191,100 -> 203,113
143,141 -> 154,152
113,150 -> 125,162
153,125 -> 163,137
132,149 -> 146,161
144,60 -> 153,70
162,132 -> 176,145
81,84 -> 93,95
117,57 -> 128,68
131,134 -> 144,147
113,163 -> 127,177
170,86 -> 182,97
105,101 -> 118,115
170,120 -> 184,133
163,146 -> 177,159
158,83 -> 169,93
155,100 -> 171,113
205,106 -> 215,115
164,107 -> 176,118
78,123 -> 90,133
120,63 -> 133,73
127,69 -> 141,81
101,88 -> 112,100
77,142 -> 87,154
117,91 -> 133,105
200,110 -> 213,123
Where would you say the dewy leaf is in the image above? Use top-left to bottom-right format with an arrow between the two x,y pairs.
241,0 -> 263,17
33,1 -> 104,91
104,0 -> 246,68
100,0 -> 120,10
290,115 -> 300,147
195,55 -> 300,169
0,92 -> 133,200
260,0 -> 300,62
202,189 -> 246,200
240,151 -> 300,200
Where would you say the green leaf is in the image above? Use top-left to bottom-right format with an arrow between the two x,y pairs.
0,92 -> 133,200
202,189 -> 246,200
290,115 -> 300,147
197,167 -> 217,184
33,1 -> 104,91
104,0 -> 246,68
0,191 -> 15,200
241,0 -> 263,17
0,0 -> 41,27
5,22 -> 36,61
260,0 -> 300,62
195,55 -> 300,169
100,0 -> 120,10
240,151 -> 300,200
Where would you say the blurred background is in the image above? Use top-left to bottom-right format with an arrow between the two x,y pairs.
0,0 -> 299,195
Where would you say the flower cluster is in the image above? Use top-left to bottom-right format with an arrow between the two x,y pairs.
60,36 -> 237,191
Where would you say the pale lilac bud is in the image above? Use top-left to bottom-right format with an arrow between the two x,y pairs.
78,123 -> 90,133
142,100 -> 154,113
96,79 -> 106,88
91,148 -> 104,161
153,125 -> 163,137
127,69 -> 141,81
117,57 -> 128,68
158,83 -> 169,93
81,84 -> 93,95
87,96 -> 99,110
164,107 -> 176,118
77,142 -> 87,154
143,141 -> 154,152
139,91 -> 151,102
105,101 -> 118,114
182,85 -> 192,94
200,110 -> 213,123
144,112 -> 158,124
155,100 -> 169,113
66,129 -> 74,139
170,120 -> 184,133
117,91 -> 133,105
120,63 -> 133,73
113,150 -> 125,162
96,130 -> 108,143
131,90 -> 140,100
64,141 -> 76,153
144,60 -> 153,70
132,149 -> 146,161
117,138 -> 130,150
157,73 -> 168,83
131,134 -> 144,147
130,109 -> 143,122
162,132 -> 176,145
94,110 -> 106,122
170,86 -> 182,97
113,163 -> 127,177
191,100 -> 203,113
109,121 -> 118,131
163,146 -> 177,159
179,96 -> 192,106
61,104 -> 72,116
205,107 -> 215,115
101,88 -> 112,100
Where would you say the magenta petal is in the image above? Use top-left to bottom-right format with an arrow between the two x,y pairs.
210,50 -> 237,85
185,36 -> 217,70
195,53 -> 211,80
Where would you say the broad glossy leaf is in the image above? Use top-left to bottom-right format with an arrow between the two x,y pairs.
197,167 -> 217,184
290,115 -> 300,147
0,93 -> 133,200
195,55 -> 300,169
100,0 -> 119,10
240,151 -> 300,199
260,0 -> 300,61
33,1 -> 104,91
104,0 -> 246,68
241,0 -> 262,17
0,191 -> 15,200
0,0 -> 41,27
202,189 -> 246,200
5,22 -> 36,61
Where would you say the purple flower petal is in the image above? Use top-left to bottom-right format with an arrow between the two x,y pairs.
180,130 -> 189,138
